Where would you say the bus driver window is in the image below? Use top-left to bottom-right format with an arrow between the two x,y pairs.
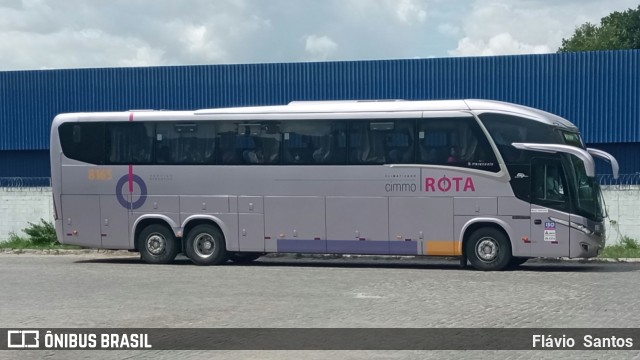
533,162 -> 565,202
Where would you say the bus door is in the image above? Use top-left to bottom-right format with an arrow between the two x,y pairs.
529,158 -> 571,257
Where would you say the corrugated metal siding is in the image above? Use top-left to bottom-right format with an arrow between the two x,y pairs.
0,50 -> 638,151
0,150 -> 50,177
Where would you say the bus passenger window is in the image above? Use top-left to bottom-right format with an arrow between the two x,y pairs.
386,128 -> 413,163
156,145 -> 173,163
260,136 -> 280,164
418,117 -> 499,172
350,122 -> 385,164
281,120 -> 347,165
312,135 -> 330,163
154,121 -> 215,165
284,133 -> 309,163
419,130 -> 448,164
226,122 -> 281,165
447,146 -> 460,163
236,135 -> 256,164
349,120 -> 414,165
58,122 -> 105,164
216,129 -> 240,164
106,122 -> 154,165
243,148 -> 263,164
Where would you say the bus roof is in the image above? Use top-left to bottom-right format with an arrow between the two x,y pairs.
194,99 -> 577,129
54,99 -> 577,129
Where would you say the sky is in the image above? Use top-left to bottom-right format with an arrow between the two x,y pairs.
0,0 -> 638,70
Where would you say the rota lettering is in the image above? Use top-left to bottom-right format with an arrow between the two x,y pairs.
425,176 -> 476,192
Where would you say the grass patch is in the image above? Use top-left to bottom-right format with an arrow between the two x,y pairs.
0,234 -> 81,250
600,236 -> 640,258
0,220 -> 82,250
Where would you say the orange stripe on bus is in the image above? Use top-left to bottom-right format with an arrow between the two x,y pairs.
425,241 -> 462,256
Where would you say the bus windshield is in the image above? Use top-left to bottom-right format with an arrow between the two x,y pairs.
567,155 -> 606,221
479,113 -> 607,221
559,131 -> 609,221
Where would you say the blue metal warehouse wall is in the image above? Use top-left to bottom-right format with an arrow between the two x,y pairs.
0,50 -> 638,176
0,151 -> 50,177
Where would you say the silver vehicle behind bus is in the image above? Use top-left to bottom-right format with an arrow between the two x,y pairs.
49,99 -> 619,270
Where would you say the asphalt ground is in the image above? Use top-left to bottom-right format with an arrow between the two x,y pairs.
1,253 -> 639,359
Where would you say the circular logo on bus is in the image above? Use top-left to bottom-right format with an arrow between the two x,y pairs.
115,174 -> 148,210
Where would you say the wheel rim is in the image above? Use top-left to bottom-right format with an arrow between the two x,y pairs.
476,237 -> 499,262
146,233 -> 166,255
194,233 -> 215,258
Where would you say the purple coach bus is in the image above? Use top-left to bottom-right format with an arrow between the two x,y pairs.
50,100 -> 618,270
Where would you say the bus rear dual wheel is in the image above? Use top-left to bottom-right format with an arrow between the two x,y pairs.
137,223 -> 226,265
184,225 -> 262,264
138,223 -> 259,265
465,227 -> 513,271
184,224 -> 227,265
138,224 -> 180,265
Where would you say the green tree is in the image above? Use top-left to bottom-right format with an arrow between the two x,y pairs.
558,5 -> 640,52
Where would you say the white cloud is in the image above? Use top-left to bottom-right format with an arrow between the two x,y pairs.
453,33 -> 550,56
120,46 -> 166,68
437,23 -> 461,38
305,34 -> 338,61
181,24 -> 227,62
449,1 -> 556,56
0,0 -> 269,69
0,28 -> 165,69
448,0 -> 639,56
341,0 -> 429,25
395,0 -> 428,25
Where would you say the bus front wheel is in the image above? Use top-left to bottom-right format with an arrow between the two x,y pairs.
465,227 -> 512,271
184,224 -> 227,265
138,224 -> 179,264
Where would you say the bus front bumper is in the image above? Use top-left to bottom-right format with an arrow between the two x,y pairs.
569,221 -> 605,258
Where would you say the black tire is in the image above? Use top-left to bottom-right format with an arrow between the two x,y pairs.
229,252 -> 263,263
184,224 -> 227,265
138,224 -> 179,264
465,227 -> 512,271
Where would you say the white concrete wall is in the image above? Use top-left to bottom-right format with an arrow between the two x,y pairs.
602,185 -> 640,245
0,187 -> 53,241
0,186 -> 637,245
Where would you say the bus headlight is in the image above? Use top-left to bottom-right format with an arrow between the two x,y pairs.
570,222 -> 593,235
